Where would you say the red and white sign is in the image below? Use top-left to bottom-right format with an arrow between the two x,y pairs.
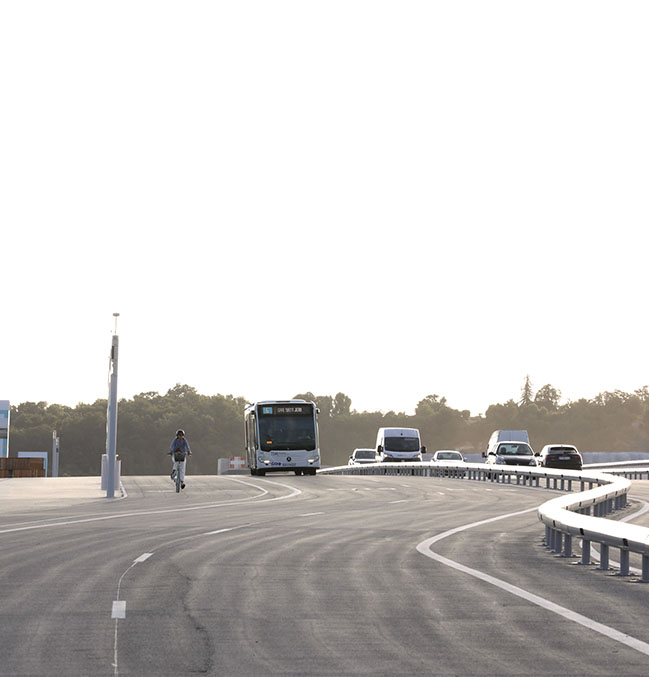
229,456 -> 246,470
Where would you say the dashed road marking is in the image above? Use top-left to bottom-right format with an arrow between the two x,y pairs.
133,553 -> 153,563
111,601 -> 126,619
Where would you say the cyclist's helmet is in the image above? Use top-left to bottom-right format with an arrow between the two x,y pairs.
176,429 -> 185,436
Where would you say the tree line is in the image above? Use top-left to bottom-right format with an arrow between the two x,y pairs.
7,379 -> 649,476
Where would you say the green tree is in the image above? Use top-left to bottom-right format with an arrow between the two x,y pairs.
520,375 -> 534,406
534,384 -> 561,411
332,392 -> 351,417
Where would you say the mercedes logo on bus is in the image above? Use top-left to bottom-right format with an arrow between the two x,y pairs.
287,456 -> 292,462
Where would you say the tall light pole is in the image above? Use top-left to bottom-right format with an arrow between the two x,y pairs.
52,430 -> 60,478
106,313 -> 120,498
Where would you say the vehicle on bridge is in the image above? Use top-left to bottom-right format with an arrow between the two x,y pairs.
376,427 -> 426,462
431,449 -> 465,464
483,430 -> 540,467
538,444 -> 583,470
348,448 -> 379,465
244,400 -> 320,476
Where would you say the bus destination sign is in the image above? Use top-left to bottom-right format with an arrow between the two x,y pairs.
260,404 -> 312,416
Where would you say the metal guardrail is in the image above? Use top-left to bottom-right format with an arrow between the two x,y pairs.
585,459 -> 649,471
318,461 -> 649,582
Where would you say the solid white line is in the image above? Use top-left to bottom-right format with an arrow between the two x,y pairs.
417,507 -> 649,657
0,478 -> 301,535
111,601 -> 126,619
298,512 -> 325,517
390,499 -> 408,504
133,553 -> 153,564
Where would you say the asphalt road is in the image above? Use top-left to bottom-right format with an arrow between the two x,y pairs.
2,474 -> 649,676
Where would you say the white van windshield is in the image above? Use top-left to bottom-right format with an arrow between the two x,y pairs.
385,437 -> 420,452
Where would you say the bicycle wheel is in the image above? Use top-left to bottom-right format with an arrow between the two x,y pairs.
175,464 -> 181,493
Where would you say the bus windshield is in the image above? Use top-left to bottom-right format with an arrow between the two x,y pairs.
384,436 -> 420,452
258,413 -> 316,451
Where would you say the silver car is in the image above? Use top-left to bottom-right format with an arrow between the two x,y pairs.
431,450 -> 465,463
348,448 -> 378,465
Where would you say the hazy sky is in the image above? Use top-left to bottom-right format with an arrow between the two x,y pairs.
2,1 -> 648,416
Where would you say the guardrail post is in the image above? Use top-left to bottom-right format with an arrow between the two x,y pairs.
567,479 -> 572,491
545,525 -> 551,546
553,530 -> 563,554
562,534 -> 573,557
642,555 -> 649,583
580,539 -> 591,565
599,543 -> 610,571
618,549 -> 630,576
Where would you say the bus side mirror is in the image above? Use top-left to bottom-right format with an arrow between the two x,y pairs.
377,445 -> 383,454
421,446 -> 427,453
482,451 -> 487,458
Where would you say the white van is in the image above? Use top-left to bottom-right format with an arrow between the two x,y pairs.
376,427 -> 425,462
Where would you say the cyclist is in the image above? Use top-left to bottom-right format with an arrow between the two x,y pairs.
169,429 -> 192,489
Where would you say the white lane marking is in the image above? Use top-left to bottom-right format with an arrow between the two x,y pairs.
417,507 -> 649,657
620,498 -> 649,524
133,553 -> 153,564
436,492 -> 446,496
0,478 -> 301,536
204,527 -> 235,535
298,512 -> 325,517
390,499 -> 408,504
202,523 -> 257,536
112,546 -> 159,675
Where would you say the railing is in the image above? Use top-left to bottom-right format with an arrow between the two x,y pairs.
318,462 -> 649,581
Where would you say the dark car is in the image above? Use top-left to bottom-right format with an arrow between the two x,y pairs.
539,444 -> 583,471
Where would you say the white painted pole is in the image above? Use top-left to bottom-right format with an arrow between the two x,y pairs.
106,314 -> 120,498
51,430 -> 58,478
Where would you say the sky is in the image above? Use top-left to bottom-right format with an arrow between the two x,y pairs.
2,1 -> 648,417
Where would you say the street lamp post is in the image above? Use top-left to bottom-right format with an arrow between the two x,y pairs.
106,313 -> 120,498
52,430 -> 60,478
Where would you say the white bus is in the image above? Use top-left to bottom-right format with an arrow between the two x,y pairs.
244,400 -> 320,476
